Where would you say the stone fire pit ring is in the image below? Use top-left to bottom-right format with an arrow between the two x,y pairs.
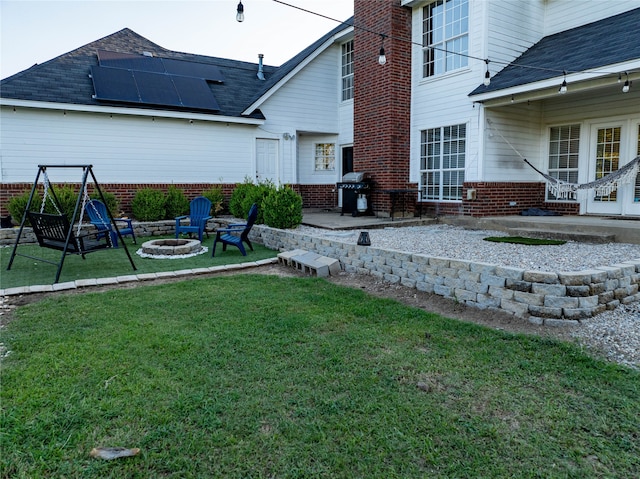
136,238 -> 208,259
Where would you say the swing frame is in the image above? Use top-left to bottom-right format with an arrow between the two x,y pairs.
6,165 -> 137,283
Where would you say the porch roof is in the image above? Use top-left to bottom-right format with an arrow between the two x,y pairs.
469,7 -> 640,100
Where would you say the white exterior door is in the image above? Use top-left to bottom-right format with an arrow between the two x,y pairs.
585,122 -> 640,216
586,124 -> 624,215
256,138 -> 279,183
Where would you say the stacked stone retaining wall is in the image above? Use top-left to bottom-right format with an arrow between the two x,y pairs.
252,225 -> 640,324
3,222 -> 638,323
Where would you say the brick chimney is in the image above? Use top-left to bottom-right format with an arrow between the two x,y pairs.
353,0 -> 412,216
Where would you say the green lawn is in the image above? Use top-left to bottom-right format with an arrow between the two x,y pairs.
1,237 -> 276,289
2,275 -> 638,478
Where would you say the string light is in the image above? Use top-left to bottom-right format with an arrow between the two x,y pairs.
558,71 -> 568,94
378,35 -> 387,66
241,0 -> 637,89
622,72 -> 631,93
236,1 -> 244,22
483,59 -> 491,86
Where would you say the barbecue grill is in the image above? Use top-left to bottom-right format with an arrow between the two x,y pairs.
336,172 -> 373,216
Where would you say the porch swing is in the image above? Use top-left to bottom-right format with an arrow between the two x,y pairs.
6,165 -> 137,283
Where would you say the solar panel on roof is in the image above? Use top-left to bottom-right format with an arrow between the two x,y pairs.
172,75 -> 221,110
90,65 -> 220,112
97,50 -> 164,73
134,70 -> 181,106
90,66 -> 140,103
97,50 -> 224,82
162,58 -> 225,83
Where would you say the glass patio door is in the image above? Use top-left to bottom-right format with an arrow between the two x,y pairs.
586,124 -> 623,215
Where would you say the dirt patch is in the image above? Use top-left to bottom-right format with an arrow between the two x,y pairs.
0,264 -> 573,343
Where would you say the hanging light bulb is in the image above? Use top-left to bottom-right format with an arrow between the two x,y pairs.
622,72 -> 630,93
558,71 -> 567,94
483,59 -> 491,86
378,34 -> 387,65
236,1 -> 244,22
378,46 -> 386,65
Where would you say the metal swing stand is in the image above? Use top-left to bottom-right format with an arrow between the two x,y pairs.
6,164 -> 137,283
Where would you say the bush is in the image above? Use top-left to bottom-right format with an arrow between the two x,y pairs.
132,188 -> 166,221
49,185 -> 79,221
228,179 -> 255,219
262,185 -> 303,229
164,186 -> 190,219
241,181 -> 274,224
90,191 -> 120,216
201,187 -> 225,216
7,191 -> 42,226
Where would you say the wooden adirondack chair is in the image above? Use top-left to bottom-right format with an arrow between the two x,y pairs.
211,203 -> 258,257
85,199 -> 136,248
175,196 -> 212,242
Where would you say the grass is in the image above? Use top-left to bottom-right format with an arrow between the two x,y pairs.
1,275 -> 639,478
0,236 -> 277,289
484,236 -> 567,245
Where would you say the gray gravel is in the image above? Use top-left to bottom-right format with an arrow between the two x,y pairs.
298,224 -> 640,369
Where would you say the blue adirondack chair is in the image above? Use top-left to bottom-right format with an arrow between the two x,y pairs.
212,203 -> 258,257
175,196 -> 212,242
85,199 -> 136,248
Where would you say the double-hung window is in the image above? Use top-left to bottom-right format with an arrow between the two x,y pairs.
341,40 -> 354,101
315,143 -> 336,171
423,0 -> 469,78
547,124 -> 580,201
420,124 -> 466,200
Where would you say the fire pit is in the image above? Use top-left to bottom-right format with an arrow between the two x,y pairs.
137,238 -> 207,259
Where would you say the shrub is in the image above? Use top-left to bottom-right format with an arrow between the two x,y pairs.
229,179 -> 255,219
132,188 -> 166,221
49,185 -> 79,221
262,185 -> 303,229
164,186 -> 190,219
7,191 -> 42,226
241,181 -> 275,224
90,191 -> 120,216
201,187 -> 225,216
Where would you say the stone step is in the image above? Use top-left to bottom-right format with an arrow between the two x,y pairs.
508,228 -> 616,244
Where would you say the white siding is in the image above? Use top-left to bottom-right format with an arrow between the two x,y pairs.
0,107 -> 257,183
259,44 -> 347,185
543,0 -> 640,35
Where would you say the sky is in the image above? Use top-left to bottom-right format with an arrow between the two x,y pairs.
0,0 -> 354,79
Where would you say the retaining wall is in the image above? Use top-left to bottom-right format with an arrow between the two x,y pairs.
252,225 -> 640,325
3,221 -> 639,323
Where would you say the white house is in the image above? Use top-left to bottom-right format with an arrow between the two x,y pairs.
2,0 -> 640,220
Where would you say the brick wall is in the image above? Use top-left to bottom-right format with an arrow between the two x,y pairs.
353,0 -> 412,214
294,184 -> 337,210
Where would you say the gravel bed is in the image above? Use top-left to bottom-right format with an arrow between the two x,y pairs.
298,224 -> 640,369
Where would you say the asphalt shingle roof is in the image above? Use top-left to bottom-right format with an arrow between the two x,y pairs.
470,7 -> 640,96
1,20 -> 353,118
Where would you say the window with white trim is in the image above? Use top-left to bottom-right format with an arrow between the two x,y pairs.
422,0 -> 469,78
547,124 -> 580,201
341,40 -> 354,101
420,124 -> 466,200
315,143 -> 336,171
